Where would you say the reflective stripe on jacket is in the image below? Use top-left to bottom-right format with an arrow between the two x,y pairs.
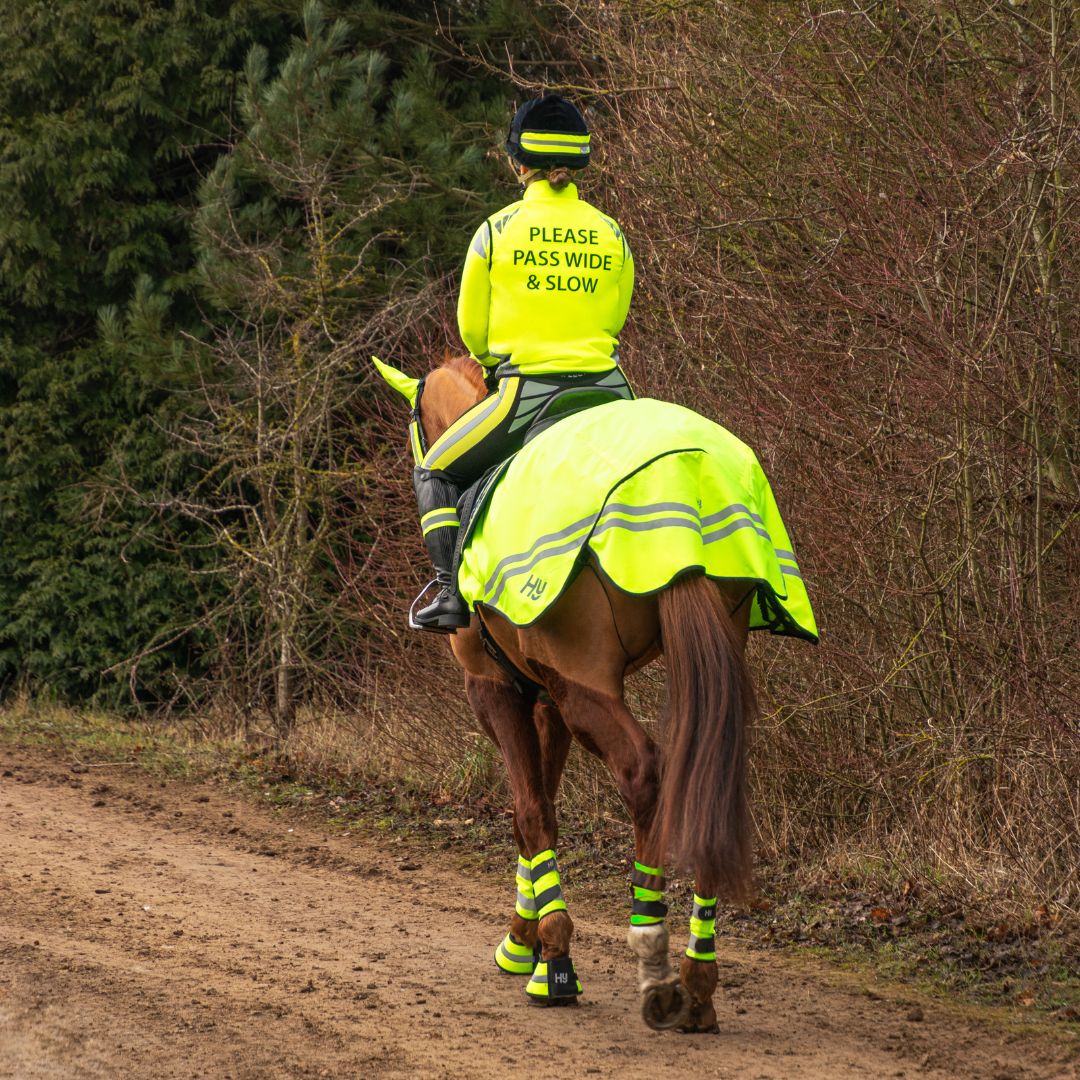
456,180 -> 634,376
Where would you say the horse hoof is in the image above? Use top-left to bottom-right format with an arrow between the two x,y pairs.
677,999 -> 720,1034
641,978 -> 691,1031
678,1021 -> 721,1035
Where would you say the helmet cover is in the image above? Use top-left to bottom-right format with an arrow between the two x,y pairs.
506,95 -> 590,170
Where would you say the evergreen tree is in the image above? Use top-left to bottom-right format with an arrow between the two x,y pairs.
187,0 -> 510,732
0,0 -> 539,709
0,1 -> 291,705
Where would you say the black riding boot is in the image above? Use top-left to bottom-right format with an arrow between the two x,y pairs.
412,468 -> 469,632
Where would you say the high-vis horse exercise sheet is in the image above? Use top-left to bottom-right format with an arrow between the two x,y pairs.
456,397 -> 818,641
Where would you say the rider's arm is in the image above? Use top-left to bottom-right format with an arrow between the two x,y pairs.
613,235 -> 635,333
457,220 -> 492,365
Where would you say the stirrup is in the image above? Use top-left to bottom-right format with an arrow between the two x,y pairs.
408,579 -> 468,634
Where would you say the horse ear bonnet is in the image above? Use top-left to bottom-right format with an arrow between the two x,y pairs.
506,95 -> 591,171
371,355 -> 420,408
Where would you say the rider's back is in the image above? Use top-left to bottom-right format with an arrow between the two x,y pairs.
458,179 -> 633,376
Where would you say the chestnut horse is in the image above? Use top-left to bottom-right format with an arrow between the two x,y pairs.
387,355 -> 758,1033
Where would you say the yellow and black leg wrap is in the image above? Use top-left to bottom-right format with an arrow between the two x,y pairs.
514,853 -> 539,921
529,849 -> 568,921
630,862 -> 668,927
686,894 -> 717,962
524,850 -> 582,1004
494,856 -> 541,975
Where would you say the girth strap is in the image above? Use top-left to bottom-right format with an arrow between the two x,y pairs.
476,611 -> 551,704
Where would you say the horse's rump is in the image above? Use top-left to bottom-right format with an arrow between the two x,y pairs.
457,397 -> 817,642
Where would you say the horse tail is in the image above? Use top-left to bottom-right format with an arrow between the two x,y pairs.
654,573 -> 756,901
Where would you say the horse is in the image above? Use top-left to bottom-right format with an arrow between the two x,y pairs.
375,353 -> 790,1033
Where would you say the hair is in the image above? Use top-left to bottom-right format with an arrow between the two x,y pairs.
546,166 -> 573,190
441,351 -> 486,395
653,573 -> 756,900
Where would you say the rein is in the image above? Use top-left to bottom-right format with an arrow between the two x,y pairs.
407,376 -> 429,463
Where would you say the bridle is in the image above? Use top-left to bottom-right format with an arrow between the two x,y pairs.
407,376 -> 429,464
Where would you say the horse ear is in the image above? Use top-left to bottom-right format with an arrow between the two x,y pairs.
371,356 -> 420,408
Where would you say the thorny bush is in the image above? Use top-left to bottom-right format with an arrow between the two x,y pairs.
544,1 -> 1078,915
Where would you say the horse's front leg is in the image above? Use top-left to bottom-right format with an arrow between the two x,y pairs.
494,699 -> 572,975
463,672 -> 581,1005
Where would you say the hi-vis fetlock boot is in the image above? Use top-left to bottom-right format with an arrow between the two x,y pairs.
495,856 -> 542,975
412,469 -> 469,632
523,849 -> 583,1006
627,861 -> 690,1030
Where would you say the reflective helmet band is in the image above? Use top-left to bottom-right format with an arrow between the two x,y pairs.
518,130 -> 591,155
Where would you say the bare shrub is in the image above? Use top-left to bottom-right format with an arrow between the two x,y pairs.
150,2 -> 1078,922
545,0 -> 1079,913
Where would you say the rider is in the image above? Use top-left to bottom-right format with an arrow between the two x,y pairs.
412,93 -> 636,631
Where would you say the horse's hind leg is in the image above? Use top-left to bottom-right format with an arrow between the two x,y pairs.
463,673 -> 580,1004
679,882 -> 720,1033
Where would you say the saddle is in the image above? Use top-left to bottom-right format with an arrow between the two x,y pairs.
452,385 -> 626,574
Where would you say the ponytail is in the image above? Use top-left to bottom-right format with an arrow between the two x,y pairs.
547,166 -> 573,191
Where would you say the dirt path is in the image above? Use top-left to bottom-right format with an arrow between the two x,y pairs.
0,750 -> 1074,1080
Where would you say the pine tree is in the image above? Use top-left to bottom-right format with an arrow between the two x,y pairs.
187,0 -> 509,734
0,1 -> 291,705
0,0 -> 537,711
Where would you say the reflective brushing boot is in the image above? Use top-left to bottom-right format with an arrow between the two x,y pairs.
412,468 -> 470,632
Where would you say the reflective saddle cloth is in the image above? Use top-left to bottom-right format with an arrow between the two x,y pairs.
452,396 -> 818,641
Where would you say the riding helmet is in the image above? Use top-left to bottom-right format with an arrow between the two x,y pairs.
506,94 -> 591,170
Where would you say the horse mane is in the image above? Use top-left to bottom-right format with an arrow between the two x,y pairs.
419,352 -> 487,445
439,352 -> 486,396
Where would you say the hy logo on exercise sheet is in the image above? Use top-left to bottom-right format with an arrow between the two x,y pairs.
520,575 -> 548,602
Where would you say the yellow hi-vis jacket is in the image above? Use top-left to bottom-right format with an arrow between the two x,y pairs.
456,180 -> 634,376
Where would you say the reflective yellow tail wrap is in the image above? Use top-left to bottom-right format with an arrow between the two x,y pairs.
528,849 -> 568,919
495,932 -> 540,975
686,894 -> 717,962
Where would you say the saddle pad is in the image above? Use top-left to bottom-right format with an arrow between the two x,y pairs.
456,397 -> 818,641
